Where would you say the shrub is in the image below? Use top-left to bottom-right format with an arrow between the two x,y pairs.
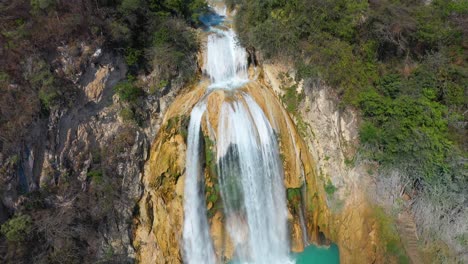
281,84 -> 300,115
359,122 -> 381,145
147,18 -> 199,80
125,48 -> 143,66
30,0 -> 56,13
109,20 -> 131,43
1,214 -> 33,242
119,107 -> 136,123
119,0 -> 141,14
38,86 -> 60,110
0,72 -> 10,86
114,79 -> 143,103
87,169 -> 103,184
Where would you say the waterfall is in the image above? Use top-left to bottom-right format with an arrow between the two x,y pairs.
183,4 -> 292,263
205,29 -> 248,89
183,102 -> 217,264
217,93 -> 291,263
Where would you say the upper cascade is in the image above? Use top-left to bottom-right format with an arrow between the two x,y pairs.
203,5 -> 249,89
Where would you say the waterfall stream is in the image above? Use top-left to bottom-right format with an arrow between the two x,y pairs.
183,102 -> 217,264
183,3 -> 292,264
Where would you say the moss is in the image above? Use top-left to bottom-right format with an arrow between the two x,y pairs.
119,107 -> 136,123
372,206 -> 410,264
324,180 -> 337,196
204,136 -> 217,177
281,84 -> 301,115
287,187 -> 302,211
165,115 -> 190,141
203,136 -> 223,219
206,184 -> 223,219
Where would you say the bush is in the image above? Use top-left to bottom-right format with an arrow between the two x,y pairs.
359,122 -> 381,145
1,214 -> 33,242
87,169 -> 103,184
38,86 -> 60,110
146,18 -> 199,80
0,72 -> 10,86
119,0 -> 141,14
114,79 -> 143,103
119,107 -> 136,123
30,0 -> 56,13
287,188 -> 301,208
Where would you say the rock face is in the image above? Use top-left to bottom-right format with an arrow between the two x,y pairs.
134,84 -> 206,263
262,62 -> 391,263
0,40 -> 192,262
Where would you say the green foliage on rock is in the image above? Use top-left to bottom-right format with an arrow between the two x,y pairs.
324,180 -> 337,196
87,169 -> 104,184
287,188 -> 302,209
372,207 -> 410,264
114,79 -> 143,103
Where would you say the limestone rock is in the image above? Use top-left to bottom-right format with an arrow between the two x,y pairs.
84,65 -> 111,102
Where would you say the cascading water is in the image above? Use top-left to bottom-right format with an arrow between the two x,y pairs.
183,3 -> 292,264
217,94 -> 291,263
205,28 -> 249,89
183,102 -> 217,264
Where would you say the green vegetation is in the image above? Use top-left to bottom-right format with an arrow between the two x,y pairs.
280,76 -> 301,114
324,180 -> 337,196
87,169 -> 104,184
119,107 -> 136,123
287,188 -> 302,209
30,0 -> 56,13
231,0 -> 467,209
1,214 -> 33,242
0,71 -> 10,86
204,136 -> 217,176
114,78 -> 143,103
165,115 -> 190,140
372,207 -> 410,264
203,136 -> 223,218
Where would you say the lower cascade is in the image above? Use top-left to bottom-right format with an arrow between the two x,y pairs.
183,92 -> 291,264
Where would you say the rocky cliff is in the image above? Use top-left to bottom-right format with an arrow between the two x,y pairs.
0,38 -> 193,262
